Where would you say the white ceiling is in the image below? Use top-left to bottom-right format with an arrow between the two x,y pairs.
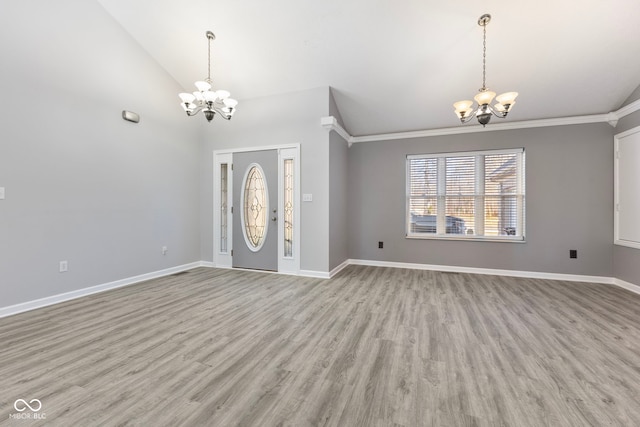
98,0 -> 640,136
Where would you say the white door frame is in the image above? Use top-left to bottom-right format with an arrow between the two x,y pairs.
213,144 -> 301,274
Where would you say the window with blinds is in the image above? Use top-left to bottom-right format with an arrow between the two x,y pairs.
407,148 -> 525,241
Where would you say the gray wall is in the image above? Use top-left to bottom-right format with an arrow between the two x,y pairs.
199,87 -> 331,273
0,2 -> 636,314
0,2 -> 201,307
329,132 -> 349,270
329,88 -> 346,129
328,89 -> 349,270
348,123 -> 614,277
613,84 -> 640,285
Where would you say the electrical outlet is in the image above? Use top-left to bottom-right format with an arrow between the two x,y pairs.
378,241 -> 384,249
162,246 -> 168,255
570,249 -> 577,259
59,261 -> 68,272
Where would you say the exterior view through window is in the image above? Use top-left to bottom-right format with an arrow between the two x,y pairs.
407,148 -> 525,241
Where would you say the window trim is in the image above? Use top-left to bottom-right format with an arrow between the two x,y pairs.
406,148 -> 526,242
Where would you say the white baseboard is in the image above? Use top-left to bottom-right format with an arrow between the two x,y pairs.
299,270 -> 331,279
348,259 -> 618,286
612,278 -> 640,295
4,259 -> 638,319
0,262 -> 203,319
329,260 -> 351,278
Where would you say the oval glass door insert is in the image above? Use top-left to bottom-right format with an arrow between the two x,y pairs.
241,163 -> 269,251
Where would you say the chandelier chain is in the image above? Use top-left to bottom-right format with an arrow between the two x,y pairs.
207,35 -> 212,83
453,14 -> 517,126
482,22 -> 486,91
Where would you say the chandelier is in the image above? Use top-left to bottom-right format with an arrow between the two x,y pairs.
179,31 -> 238,122
453,14 -> 518,126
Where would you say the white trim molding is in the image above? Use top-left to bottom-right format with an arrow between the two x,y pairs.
329,259 -> 351,278
299,269 -> 331,279
352,115 -> 610,144
213,152 -> 233,268
348,258 -> 614,284
614,98 -> 640,121
0,262 -> 204,319
347,259 -> 640,296
278,147 -> 301,274
320,116 -> 353,146
320,100 -> 640,145
612,278 -> 640,295
212,144 -> 301,275
3,260 -> 638,318
614,125 -> 640,250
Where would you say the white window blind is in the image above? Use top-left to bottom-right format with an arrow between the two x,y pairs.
407,148 -> 525,241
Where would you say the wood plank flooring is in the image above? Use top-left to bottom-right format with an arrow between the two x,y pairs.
1,265 -> 640,426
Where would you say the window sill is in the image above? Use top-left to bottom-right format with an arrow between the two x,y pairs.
406,234 -> 526,243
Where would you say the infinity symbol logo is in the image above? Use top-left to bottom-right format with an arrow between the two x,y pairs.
14,399 -> 42,412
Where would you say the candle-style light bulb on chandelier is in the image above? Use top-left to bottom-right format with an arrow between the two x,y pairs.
178,31 -> 237,122
453,14 -> 518,126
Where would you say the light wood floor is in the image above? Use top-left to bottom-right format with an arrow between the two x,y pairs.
1,266 -> 640,426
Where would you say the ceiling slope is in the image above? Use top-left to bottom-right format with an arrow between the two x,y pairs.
98,0 -> 640,135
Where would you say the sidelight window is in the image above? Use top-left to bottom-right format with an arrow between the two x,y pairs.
220,163 -> 229,253
283,159 -> 294,258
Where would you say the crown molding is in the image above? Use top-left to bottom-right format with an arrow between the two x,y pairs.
614,98 -> 640,120
351,114 -> 611,143
321,99 -> 640,145
320,116 -> 352,147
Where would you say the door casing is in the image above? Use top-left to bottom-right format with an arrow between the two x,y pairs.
213,144 -> 300,274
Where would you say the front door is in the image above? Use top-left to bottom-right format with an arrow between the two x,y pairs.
232,149 -> 278,271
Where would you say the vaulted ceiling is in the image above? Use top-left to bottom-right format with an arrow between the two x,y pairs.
98,0 -> 640,136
